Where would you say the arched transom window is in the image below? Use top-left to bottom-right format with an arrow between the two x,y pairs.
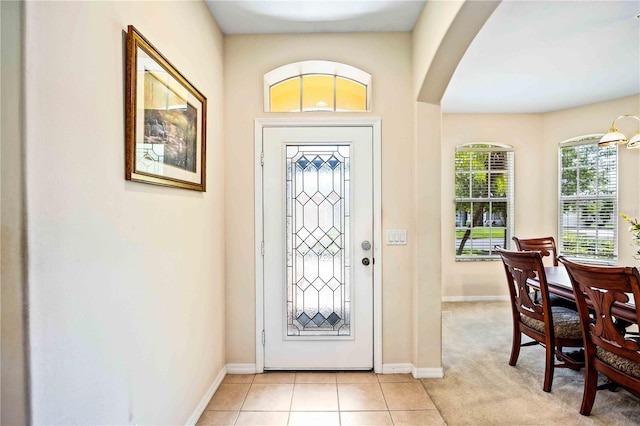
264,60 -> 372,112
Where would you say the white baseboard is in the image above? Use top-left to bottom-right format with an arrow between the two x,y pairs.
226,363 -> 257,374
382,363 -> 444,379
381,363 -> 414,374
413,366 -> 444,379
442,295 -> 509,302
185,365 -> 227,426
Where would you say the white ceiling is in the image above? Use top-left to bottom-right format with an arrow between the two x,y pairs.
206,0 -> 427,33
206,0 -> 640,114
442,0 -> 640,113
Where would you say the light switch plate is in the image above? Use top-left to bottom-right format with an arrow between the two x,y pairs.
387,229 -> 407,245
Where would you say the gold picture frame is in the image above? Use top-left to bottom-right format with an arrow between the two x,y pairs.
125,25 -> 207,191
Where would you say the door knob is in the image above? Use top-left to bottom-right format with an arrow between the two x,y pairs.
362,257 -> 370,266
361,240 -> 372,251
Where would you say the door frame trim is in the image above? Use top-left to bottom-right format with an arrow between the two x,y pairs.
254,118 -> 382,373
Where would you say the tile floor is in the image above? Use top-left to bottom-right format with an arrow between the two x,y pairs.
197,372 -> 446,425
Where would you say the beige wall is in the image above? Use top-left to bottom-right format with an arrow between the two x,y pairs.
224,33 -> 416,366
413,0 -> 499,104
412,0 -> 464,101
22,1 -> 225,423
544,95 -> 640,265
1,1 -> 29,424
442,113 -> 544,298
409,0 -> 499,372
441,95 -> 640,300
413,102 -> 443,369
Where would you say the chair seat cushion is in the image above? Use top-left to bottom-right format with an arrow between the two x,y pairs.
533,292 -> 578,311
596,346 -> 640,379
521,306 -> 583,339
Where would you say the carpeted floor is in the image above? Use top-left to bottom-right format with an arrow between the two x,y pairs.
420,302 -> 640,425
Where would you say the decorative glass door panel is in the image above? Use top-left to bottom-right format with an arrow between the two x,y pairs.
286,145 -> 350,336
262,126 -> 373,370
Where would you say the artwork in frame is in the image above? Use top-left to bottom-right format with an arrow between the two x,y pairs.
125,25 -> 207,191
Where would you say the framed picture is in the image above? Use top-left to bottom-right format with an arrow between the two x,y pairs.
125,25 -> 207,191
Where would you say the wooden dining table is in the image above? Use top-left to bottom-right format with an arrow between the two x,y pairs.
530,265 -> 637,324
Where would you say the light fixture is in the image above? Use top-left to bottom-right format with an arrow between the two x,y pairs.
599,114 -> 640,149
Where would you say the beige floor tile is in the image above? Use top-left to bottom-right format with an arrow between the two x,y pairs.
336,372 -> 378,383
380,381 -> 436,410
340,411 -> 393,426
295,372 -> 337,383
223,374 -> 255,384
253,372 -> 296,384
337,383 -> 387,411
196,410 -> 238,426
205,384 -> 251,411
290,383 -> 338,411
288,411 -> 340,426
235,411 -> 289,425
390,410 -> 446,425
376,373 -> 416,383
242,384 -> 294,411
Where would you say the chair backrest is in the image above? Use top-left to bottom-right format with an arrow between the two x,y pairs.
512,236 -> 559,266
497,247 -> 553,331
559,257 -> 640,367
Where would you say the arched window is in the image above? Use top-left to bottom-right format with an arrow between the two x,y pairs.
558,134 -> 617,263
455,143 -> 515,259
264,60 -> 371,112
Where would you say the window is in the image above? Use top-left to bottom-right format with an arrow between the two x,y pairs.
558,135 -> 617,262
455,143 -> 514,260
264,60 -> 371,112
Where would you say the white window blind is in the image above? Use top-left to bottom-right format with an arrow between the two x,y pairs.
454,143 -> 515,260
558,137 -> 617,262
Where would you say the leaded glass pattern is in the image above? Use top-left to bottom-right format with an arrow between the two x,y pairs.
286,145 -> 350,336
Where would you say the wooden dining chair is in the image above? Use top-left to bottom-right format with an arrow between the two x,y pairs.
559,257 -> 640,415
512,236 -> 558,266
497,248 -> 584,392
512,236 -> 578,312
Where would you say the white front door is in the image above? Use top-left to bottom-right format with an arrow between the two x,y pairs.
262,126 -> 374,370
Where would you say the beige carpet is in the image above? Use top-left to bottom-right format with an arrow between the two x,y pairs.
420,302 -> 640,425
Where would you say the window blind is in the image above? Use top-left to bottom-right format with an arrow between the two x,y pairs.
455,143 -> 515,260
558,140 -> 617,262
